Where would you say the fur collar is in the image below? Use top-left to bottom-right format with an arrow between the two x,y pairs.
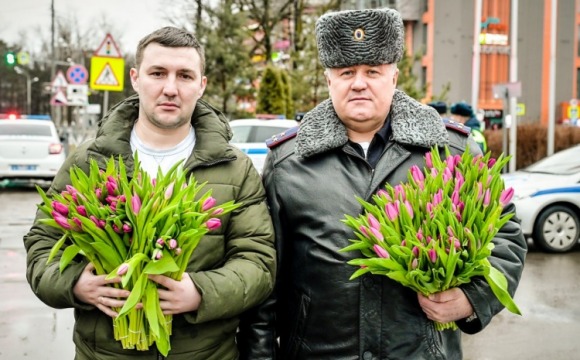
296,90 -> 449,158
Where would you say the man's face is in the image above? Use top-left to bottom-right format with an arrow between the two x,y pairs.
130,43 -> 207,130
326,64 -> 398,129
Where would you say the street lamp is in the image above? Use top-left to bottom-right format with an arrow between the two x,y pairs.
14,66 -> 39,114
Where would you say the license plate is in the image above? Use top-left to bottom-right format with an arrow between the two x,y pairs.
11,165 -> 37,171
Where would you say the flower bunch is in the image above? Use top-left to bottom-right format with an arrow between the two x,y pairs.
36,156 -> 240,355
340,146 -> 521,331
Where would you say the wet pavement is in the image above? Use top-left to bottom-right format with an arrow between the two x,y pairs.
1,184 -> 579,359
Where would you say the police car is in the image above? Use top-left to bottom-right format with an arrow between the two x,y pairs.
501,144 -> 580,253
229,118 -> 298,174
0,113 -> 66,184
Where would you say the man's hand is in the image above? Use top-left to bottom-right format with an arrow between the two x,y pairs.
417,288 -> 474,323
73,263 -> 131,318
148,273 -> 201,315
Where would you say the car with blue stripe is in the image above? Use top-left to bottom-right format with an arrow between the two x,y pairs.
502,144 -> 580,252
229,118 -> 299,174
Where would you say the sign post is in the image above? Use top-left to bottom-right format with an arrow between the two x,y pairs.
90,34 -> 124,114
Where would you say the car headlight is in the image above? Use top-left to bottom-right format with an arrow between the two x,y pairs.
512,188 -> 538,201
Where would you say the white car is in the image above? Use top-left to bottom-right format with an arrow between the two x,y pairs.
229,118 -> 298,174
501,145 -> 580,253
0,115 -> 66,184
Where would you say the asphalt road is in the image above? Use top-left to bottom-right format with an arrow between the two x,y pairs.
1,183 -> 579,359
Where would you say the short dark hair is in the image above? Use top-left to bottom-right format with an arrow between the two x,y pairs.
135,26 -> 205,75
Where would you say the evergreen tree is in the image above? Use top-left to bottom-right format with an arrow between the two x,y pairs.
257,65 -> 285,116
279,69 -> 294,119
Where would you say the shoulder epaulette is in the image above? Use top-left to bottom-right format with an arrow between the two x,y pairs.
266,126 -> 299,149
442,118 -> 471,136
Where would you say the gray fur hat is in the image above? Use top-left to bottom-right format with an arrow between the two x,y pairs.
315,8 -> 404,68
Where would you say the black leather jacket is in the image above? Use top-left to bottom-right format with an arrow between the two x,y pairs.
237,91 -> 527,360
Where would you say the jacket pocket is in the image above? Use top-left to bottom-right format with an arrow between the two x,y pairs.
424,320 -> 446,360
286,293 -> 311,360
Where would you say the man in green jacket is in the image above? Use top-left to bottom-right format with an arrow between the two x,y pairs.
23,26 -> 275,359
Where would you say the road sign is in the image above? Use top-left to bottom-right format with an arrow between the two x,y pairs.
94,33 -> 122,58
51,70 -> 68,92
66,65 -> 88,85
16,51 -> 30,65
50,89 -> 68,106
90,57 -> 125,91
67,85 -> 89,106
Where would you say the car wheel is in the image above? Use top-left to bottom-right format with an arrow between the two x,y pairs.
532,205 -> 580,253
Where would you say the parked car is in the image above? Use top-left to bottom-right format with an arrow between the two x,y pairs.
229,118 -> 298,174
0,114 -> 66,184
501,145 -> 580,253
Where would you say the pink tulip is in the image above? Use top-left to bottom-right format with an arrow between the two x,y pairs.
202,197 -> 217,211
212,208 -> 224,215
52,211 -> 71,230
118,195 -> 126,203
117,263 -> 129,276
122,224 -> 132,233
370,227 -> 384,242
368,214 -> 380,231
95,188 -> 102,199
174,247 -> 182,256
156,238 -> 165,248
206,218 -> 221,231
412,258 -> 418,269
425,151 -> 433,168
89,215 -> 103,228
443,167 -> 453,183
165,182 -> 175,200
403,200 -> 413,219
168,239 -> 178,249
131,193 -> 141,214
359,226 -> 370,238
76,205 -> 87,217
483,189 -> 491,207
476,182 -> 483,200
487,158 -> 497,168
376,189 -> 391,201
401,240 -> 407,247
52,201 -> 69,216
152,249 -> 163,260
72,217 -> 82,231
412,245 -> 419,257
112,224 -> 122,233
451,190 -> 460,206
410,165 -> 424,183
499,187 -> 514,207
394,184 -> 406,201
373,244 -> 389,259
416,229 -> 424,241
385,203 -> 399,221
428,248 -> 437,263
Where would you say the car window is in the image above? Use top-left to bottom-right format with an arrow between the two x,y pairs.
0,123 -> 53,137
252,126 -> 293,142
231,125 -> 253,143
525,146 -> 580,175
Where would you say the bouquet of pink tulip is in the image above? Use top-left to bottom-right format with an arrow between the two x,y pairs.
35,156 -> 240,355
340,146 -> 521,331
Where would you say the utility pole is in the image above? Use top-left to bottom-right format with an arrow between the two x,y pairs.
471,0 -> 482,111
508,0 -> 519,172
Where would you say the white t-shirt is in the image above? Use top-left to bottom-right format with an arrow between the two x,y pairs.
129,126 -> 196,178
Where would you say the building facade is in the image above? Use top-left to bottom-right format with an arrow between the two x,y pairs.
344,0 -> 580,127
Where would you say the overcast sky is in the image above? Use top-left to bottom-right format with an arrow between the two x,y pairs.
1,0 -> 174,55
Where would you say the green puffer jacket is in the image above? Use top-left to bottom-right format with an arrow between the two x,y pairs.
23,95 -> 276,360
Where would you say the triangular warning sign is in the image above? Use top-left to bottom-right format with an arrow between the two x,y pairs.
50,89 -> 68,106
51,70 -> 68,89
95,63 -> 119,86
94,33 -> 122,58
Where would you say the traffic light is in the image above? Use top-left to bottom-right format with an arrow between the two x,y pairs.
4,51 -> 16,66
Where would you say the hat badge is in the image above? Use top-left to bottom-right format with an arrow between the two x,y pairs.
353,28 -> 365,41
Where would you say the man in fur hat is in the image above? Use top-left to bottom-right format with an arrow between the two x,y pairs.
237,8 -> 526,360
